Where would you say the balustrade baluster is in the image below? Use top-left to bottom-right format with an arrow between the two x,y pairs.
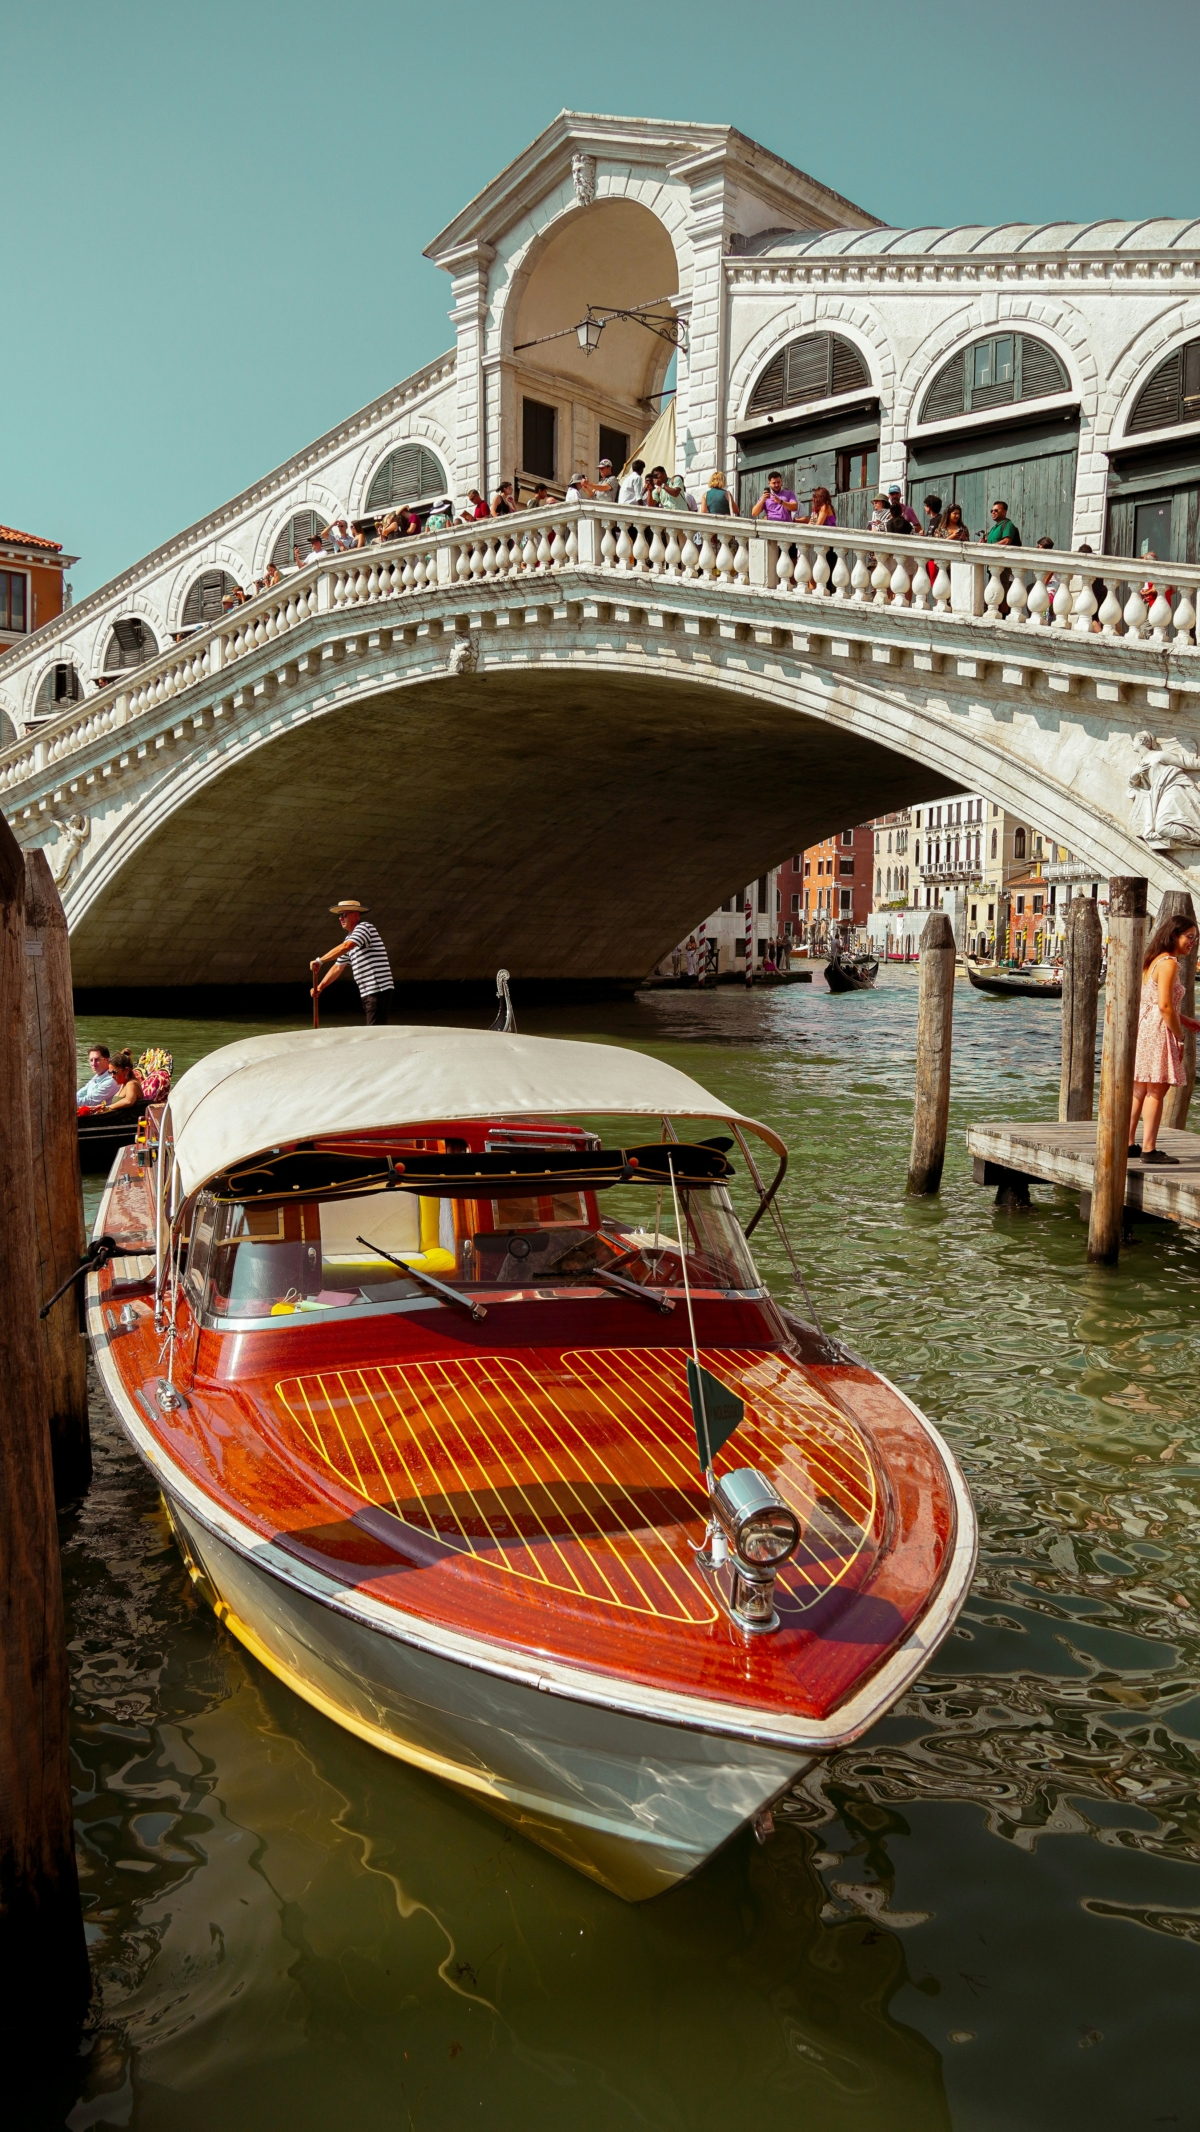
680,527 -> 700,576
402,553 -> 415,593
600,522 -> 618,569
831,550 -> 851,599
733,537 -> 751,587
792,544 -> 813,595
615,526 -> 633,571
1052,580 -> 1073,627
1098,579 -> 1124,635
664,525 -> 682,575
1123,583 -> 1148,641
482,538 -> 500,583
517,529 -> 536,575
931,559 -> 952,614
871,555 -> 892,604
1172,588 -> 1197,644
632,525 -> 651,572
910,554 -> 931,611
851,553 -> 872,602
1006,572 -> 1028,625
1147,588 -> 1173,642
455,541 -> 472,585
889,554 -> 912,608
1071,576 -> 1097,632
716,534 -> 736,584
775,544 -> 795,591
565,525 -> 578,567
1026,577 -> 1050,626
648,523 -> 665,574
812,547 -> 832,597
983,565 -> 1007,622
698,530 -> 718,580
550,524 -> 568,570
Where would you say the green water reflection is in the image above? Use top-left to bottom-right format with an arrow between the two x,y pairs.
51,974 -> 1200,2130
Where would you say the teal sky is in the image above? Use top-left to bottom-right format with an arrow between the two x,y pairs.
6,0 -> 1200,597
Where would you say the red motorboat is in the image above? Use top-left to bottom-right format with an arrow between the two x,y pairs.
87,1027 -> 975,1899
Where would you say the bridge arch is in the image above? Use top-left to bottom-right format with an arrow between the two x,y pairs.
55,613 -> 1174,995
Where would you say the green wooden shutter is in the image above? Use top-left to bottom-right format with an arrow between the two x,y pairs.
1019,337 -> 1068,400
1131,351 -> 1183,434
183,570 -> 236,624
747,350 -> 787,416
921,355 -> 965,424
830,335 -> 868,396
784,335 -> 832,404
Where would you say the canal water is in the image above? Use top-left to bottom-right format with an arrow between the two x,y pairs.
40,972 -> 1200,2130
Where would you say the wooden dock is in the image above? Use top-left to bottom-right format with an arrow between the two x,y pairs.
967,1120 -> 1200,1229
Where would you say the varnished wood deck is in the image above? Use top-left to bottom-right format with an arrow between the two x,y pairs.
966,1120 -> 1200,1227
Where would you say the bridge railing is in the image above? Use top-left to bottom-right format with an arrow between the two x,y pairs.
4,503 -> 1200,799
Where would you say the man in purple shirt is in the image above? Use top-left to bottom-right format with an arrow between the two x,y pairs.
750,470 -> 799,523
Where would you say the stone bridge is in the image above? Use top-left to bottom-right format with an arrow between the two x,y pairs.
6,503 -> 1200,994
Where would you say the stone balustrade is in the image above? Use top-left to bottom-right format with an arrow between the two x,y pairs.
3,501 -> 1200,801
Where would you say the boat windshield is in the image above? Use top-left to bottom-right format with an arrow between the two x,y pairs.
184,1179 -> 765,1322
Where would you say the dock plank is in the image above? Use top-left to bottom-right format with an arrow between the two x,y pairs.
965,1121 -> 1200,1227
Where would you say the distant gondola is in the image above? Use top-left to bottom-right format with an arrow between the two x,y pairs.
824,953 -> 879,993
966,962 -> 1062,1001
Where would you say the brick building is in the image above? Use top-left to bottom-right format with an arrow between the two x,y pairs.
796,825 -> 873,939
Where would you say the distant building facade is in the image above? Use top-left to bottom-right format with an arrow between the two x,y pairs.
0,524 -> 77,734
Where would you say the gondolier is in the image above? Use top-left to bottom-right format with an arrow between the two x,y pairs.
311,900 -> 395,1022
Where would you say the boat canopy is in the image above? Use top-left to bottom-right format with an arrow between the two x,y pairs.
163,1027 -> 786,1199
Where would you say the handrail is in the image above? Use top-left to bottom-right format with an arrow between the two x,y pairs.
3,501 -> 1200,796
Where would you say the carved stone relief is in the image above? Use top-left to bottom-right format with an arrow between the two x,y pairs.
1129,731 -> 1200,853
571,153 -> 597,207
50,811 -> 90,886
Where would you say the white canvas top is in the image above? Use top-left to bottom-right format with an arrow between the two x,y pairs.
163,1026 -> 784,1198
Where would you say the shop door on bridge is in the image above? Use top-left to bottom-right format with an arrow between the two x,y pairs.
736,411 -> 880,527
906,415 -> 1079,550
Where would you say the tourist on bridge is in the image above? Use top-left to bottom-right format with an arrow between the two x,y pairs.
885,483 -> 920,533
750,471 -> 798,522
700,472 -> 732,515
986,500 -> 1021,546
617,459 -> 646,507
466,490 -> 491,520
311,901 -> 396,1025
593,458 -> 620,502
491,481 -> 515,515
1128,913 -> 1200,1165
77,1043 -> 117,1110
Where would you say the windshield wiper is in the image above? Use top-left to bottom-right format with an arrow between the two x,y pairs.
575,1265 -> 675,1315
356,1236 -> 487,1322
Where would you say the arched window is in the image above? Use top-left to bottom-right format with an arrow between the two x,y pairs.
0,708 -> 16,747
1128,339 -> 1200,435
183,570 -> 240,625
366,444 -> 447,512
34,663 -> 84,717
1013,826 -> 1027,860
103,618 -> 158,672
270,510 -> 329,573
919,335 -> 1069,425
747,333 -> 870,419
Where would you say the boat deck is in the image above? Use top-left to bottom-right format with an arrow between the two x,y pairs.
967,1119 -> 1200,1227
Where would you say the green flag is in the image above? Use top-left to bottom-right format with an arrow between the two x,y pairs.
687,1359 -> 744,1473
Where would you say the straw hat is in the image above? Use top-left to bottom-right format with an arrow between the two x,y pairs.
329,898 -> 368,913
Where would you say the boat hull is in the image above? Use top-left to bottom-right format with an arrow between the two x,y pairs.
966,964 -> 1062,1000
824,959 -> 878,992
165,1489 -> 807,1900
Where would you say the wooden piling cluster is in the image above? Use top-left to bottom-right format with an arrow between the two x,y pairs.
1088,878 -> 1148,1265
0,811 -> 90,2051
1059,896 -> 1103,1123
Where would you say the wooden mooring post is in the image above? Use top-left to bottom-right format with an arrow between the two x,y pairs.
1158,888 -> 1198,1130
907,911 -> 955,1196
1059,894 -> 1103,1123
0,813 -> 90,2052
25,851 -> 90,1501
1088,876 -> 1148,1266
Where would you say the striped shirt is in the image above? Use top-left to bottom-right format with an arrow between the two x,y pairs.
344,921 -> 393,997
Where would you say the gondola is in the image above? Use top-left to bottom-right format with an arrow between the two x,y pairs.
966,963 -> 1062,1001
86,1025 -> 975,1902
824,953 -> 878,993
78,1111 -> 142,1171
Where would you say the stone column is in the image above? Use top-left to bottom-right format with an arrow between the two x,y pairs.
444,240 -> 496,504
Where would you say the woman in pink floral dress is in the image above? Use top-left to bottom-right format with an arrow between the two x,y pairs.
1128,913 -> 1200,1163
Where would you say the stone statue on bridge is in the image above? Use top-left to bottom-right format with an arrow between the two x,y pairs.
1130,732 -> 1200,852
